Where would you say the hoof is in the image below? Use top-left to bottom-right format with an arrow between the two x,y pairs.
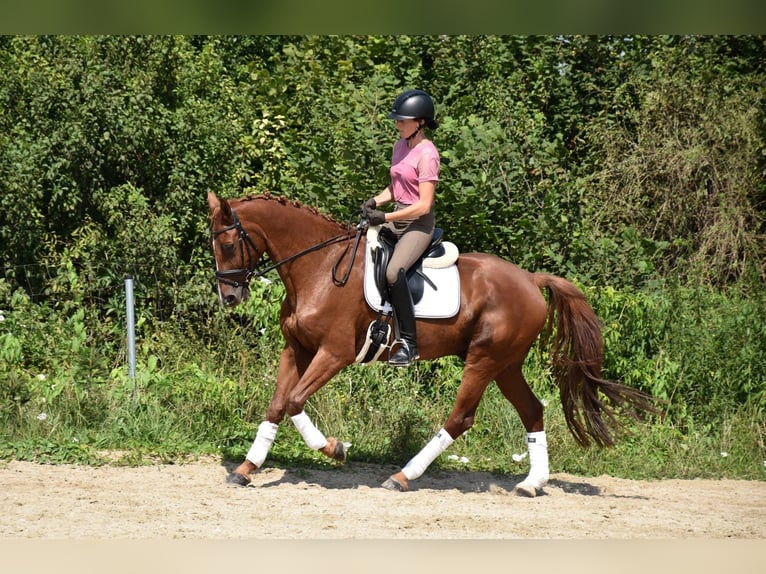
332,440 -> 348,463
513,481 -> 541,498
226,472 -> 251,487
381,476 -> 408,492
323,437 -> 350,463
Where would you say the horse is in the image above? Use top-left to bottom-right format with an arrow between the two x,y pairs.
207,191 -> 655,495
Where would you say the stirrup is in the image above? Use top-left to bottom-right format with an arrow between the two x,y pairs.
389,340 -> 419,367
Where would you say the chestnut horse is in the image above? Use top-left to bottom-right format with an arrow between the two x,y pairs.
207,191 -> 654,495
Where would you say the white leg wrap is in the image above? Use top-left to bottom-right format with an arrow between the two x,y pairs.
291,411 -> 328,450
245,421 -> 279,467
522,430 -> 549,488
402,428 -> 454,481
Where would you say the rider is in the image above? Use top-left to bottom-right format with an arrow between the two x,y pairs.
362,89 -> 441,367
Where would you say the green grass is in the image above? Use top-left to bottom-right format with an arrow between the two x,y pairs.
2,344 -> 764,481
1,281 -> 764,482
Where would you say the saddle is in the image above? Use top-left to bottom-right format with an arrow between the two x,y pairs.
356,225 -> 460,365
372,226 -> 448,305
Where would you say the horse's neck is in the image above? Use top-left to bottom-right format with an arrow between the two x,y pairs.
238,196 -> 348,275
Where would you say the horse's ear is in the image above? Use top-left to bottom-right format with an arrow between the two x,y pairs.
206,191 -> 220,215
207,191 -> 232,223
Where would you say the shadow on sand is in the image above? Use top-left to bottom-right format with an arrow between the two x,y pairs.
220,457 -> 647,498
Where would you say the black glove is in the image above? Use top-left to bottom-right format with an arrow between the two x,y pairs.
365,209 -> 386,226
362,198 -> 377,211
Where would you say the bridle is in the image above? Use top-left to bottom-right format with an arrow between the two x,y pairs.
210,209 -> 263,291
210,208 -> 366,293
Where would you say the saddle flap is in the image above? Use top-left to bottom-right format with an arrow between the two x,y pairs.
371,226 -> 427,305
372,244 -> 389,303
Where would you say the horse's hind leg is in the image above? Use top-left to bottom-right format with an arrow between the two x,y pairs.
382,365 -> 492,492
495,365 -> 549,497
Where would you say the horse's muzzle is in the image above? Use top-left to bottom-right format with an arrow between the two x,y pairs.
220,285 -> 250,307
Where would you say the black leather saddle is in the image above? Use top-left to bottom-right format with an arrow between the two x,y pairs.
372,227 -> 445,305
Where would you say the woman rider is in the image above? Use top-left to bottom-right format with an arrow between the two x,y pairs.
362,89 -> 441,367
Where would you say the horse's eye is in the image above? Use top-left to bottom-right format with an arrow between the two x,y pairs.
221,242 -> 236,254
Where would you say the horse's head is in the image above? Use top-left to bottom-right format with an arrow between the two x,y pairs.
207,191 -> 262,306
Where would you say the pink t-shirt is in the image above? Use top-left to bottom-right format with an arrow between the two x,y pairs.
389,138 -> 440,205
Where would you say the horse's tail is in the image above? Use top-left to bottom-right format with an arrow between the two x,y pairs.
533,273 -> 657,447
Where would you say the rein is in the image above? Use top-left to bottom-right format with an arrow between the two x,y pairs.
212,208 -> 365,289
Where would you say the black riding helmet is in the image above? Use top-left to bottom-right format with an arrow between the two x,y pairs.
387,89 -> 439,130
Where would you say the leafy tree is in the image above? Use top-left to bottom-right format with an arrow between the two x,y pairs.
582,36 -> 766,287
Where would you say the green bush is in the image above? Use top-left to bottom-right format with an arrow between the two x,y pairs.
589,282 -> 766,425
0,35 -> 764,479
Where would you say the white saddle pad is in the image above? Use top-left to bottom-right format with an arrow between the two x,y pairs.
362,226 -> 461,319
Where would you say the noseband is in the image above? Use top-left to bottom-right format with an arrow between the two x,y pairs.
210,208 -> 365,292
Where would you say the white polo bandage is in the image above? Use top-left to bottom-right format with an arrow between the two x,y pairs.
402,428 -> 454,481
524,430 -> 549,487
291,411 -> 328,450
246,421 -> 279,467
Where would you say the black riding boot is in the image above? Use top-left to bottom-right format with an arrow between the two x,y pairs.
388,269 -> 419,367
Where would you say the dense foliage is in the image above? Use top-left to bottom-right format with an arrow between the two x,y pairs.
1,36 -> 764,478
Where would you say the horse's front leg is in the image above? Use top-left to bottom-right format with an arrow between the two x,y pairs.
285,347 -> 350,463
226,344 -> 307,486
226,346 -> 350,486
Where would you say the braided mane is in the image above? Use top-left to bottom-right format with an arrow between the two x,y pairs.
238,192 -> 346,229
